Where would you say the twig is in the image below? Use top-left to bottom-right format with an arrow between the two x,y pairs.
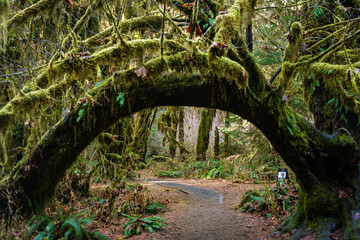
104,0 -> 125,44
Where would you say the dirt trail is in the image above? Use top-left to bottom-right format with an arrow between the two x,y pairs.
134,179 -> 275,240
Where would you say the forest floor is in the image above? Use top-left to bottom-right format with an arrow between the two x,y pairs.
126,175 -> 288,240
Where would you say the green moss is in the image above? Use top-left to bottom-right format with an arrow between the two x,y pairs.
284,22 -> 303,63
213,0 -> 255,43
302,184 -> 340,220
0,105 -> 12,132
213,57 -> 247,87
305,62 -> 360,115
0,0 -> 9,51
196,108 -> 215,161
10,90 -> 49,114
7,0 -> 59,27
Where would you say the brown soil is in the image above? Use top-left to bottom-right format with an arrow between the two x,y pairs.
130,178 -> 280,240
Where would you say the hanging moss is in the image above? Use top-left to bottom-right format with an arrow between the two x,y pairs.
209,56 -> 248,88
304,62 -> 360,115
0,105 -> 12,131
10,90 -> 49,114
80,15 -> 163,48
7,0 -> 60,28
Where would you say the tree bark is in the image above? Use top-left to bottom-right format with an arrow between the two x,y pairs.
178,107 -> 185,160
222,112 -> 230,156
196,108 -> 215,161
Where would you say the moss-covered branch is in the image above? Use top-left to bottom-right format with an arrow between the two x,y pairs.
0,39 -> 186,131
79,15 -> 164,47
7,0 -> 61,27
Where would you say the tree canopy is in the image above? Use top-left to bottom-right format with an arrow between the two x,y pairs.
1,0 -> 360,238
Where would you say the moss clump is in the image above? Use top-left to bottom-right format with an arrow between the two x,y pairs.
284,22 -> 303,63
10,90 -> 49,113
0,105 -> 12,132
7,0 -> 59,27
305,62 -> 360,115
210,56 -> 248,88
214,0 -> 256,43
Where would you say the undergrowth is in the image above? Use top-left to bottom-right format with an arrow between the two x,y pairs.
236,181 -> 299,219
148,156 -> 286,183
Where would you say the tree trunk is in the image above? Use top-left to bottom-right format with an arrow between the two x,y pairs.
196,108 -> 215,161
222,111 -> 230,156
213,126 -> 220,157
1,50 -> 359,239
178,107 -> 185,160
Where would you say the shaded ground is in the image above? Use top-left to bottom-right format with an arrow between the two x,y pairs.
130,178 -> 280,240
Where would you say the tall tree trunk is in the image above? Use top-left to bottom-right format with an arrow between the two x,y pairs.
178,107 -> 185,160
169,110 -> 178,159
213,126 -> 220,157
246,22 -> 253,53
128,108 -> 155,160
222,111 -> 230,156
196,108 -> 215,161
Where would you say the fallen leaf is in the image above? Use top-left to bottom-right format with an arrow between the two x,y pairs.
63,0 -> 74,8
135,66 -> 148,79
24,118 -> 30,126
187,20 -> 203,37
210,42 -> 227,57
109,66 -> 116,75
183,3 -> 194,9
187,21 -> 193,33
195,22 -> 203,37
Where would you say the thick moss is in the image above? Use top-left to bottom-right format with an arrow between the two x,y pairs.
10,90 -> 49,114
196,108 -> 215,161
7,0 -> 60,27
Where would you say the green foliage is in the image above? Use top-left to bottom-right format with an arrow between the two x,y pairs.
122,214 -> 167,236
146,203 -> 167,214
26,208 -> 109,240
202,165 -> 226,180
156,170 -> 184,178
314,6 -> 324,20
237,183 -> 298,218
253,49 -> 283,65
116,92 -> 125,106
77,109 -> 85,123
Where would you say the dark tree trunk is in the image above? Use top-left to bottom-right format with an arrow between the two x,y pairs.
196,108 -> 215,161
178,107 -> 185,160
213,126 -> 220,157
222,112 -> 230,156
246,22 -> 253,53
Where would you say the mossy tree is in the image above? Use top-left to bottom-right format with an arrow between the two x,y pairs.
1,0 -> 360,238
196,108 -> 216,161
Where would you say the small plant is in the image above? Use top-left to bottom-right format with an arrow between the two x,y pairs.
146,202 -> 167,214
26,208 -> 109,240
202,166 -> 225,180
156,170 -> 184,178
237,183 -> 298,218
122,214 -> 168,236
